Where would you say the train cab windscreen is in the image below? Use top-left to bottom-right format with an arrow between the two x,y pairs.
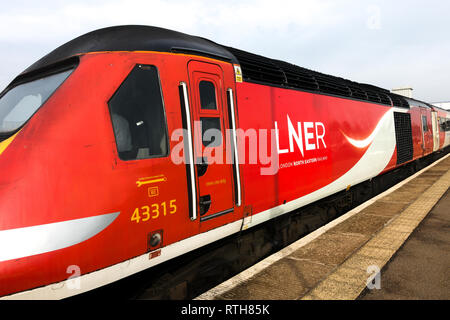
0,69 -> 74,134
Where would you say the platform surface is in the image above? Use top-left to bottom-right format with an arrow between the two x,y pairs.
359,188 -> 449,300
195,154 -> 450,300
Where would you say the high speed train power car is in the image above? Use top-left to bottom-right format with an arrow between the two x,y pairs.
0,25 -> 449,299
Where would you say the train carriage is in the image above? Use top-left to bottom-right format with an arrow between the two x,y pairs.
431,105 -> 450,149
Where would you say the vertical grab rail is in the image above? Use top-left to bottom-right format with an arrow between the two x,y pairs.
179,82 -> 197,220
227,88 -> 242,207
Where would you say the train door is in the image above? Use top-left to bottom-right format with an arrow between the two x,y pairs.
431,111 -> 440,151
420,107 -> 432,155
186,60 -> 237,227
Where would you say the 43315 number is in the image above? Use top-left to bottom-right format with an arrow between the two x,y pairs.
131,199 -> 177,223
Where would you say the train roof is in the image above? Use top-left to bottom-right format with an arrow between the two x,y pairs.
21,25 -> 238,75
404,97 -> 444,111
15,25 -> 421,109
429,104 -> 450,113
223,46 -> 410,108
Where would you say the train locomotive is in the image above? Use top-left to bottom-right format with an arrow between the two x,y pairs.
0,25 -> 449,299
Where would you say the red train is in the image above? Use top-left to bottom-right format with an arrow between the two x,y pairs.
0,25 -> 449,299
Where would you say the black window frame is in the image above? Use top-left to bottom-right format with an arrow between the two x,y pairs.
199,80 -> 218,110
108,64 -> 170,161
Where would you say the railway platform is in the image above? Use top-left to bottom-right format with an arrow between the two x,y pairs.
195,154 -> 450,300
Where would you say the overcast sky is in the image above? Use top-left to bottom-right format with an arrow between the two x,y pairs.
0,0 -> 449,102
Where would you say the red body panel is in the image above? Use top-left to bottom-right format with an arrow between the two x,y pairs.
235,82 -> 390,215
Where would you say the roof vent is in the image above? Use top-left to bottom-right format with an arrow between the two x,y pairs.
225,47 -> 286,85
226,46 -> 410,108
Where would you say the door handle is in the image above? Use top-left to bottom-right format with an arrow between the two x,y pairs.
179,82 -> 197,221
199,195 -> 211,216
227,88 -> 242,207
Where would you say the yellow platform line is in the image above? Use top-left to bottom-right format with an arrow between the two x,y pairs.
302,168 -> 450,300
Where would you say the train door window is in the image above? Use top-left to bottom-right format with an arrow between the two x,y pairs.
199,81 -> 217,110
421,115 -> 428,132
440,118 -> 446,132
108,64 -> 169,160
201,117 -> 222,147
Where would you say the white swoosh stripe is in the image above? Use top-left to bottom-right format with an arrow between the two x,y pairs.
0,212 -> 120,262
342,113 -> 386,148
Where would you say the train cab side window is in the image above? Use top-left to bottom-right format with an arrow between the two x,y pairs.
199,81 -> 217,110
421,116 -> 428,132
108,65 -> 169,160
